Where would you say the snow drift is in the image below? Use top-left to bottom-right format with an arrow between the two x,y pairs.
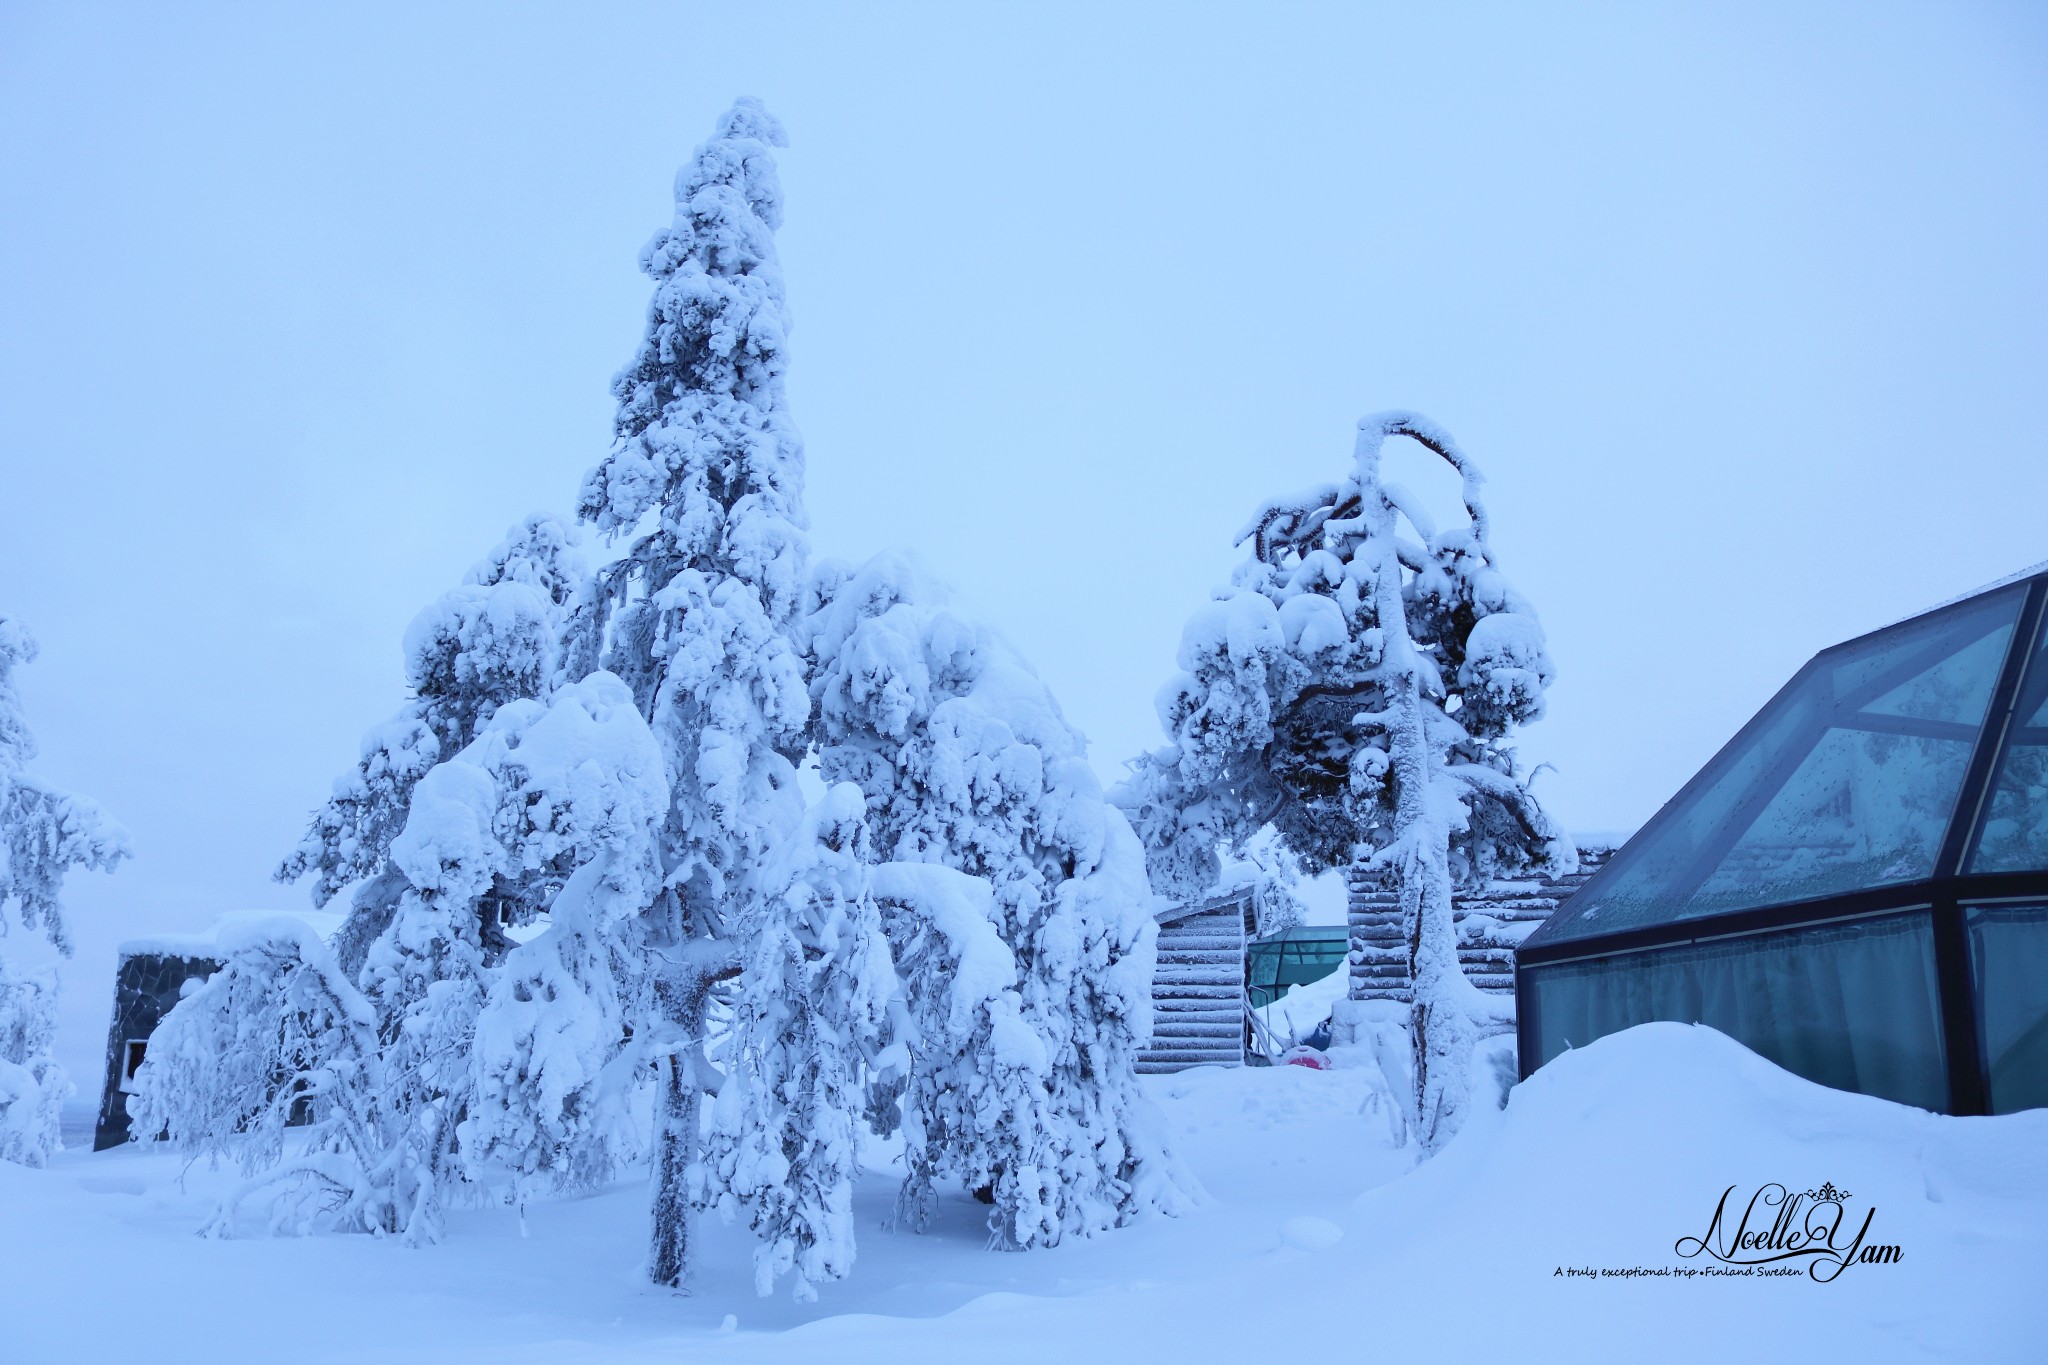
4,1022 -> 2042,1362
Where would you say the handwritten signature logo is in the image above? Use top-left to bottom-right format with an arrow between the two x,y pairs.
1674,1182 -> 1901,1282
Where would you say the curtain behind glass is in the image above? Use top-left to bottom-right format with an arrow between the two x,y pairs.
1967,903 -> 2048,1114
1526,912 -> 1947,1111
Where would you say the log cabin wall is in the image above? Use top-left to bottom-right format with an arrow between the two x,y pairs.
1346,846 -> 1616,1003
1137,892 -> 1251,1074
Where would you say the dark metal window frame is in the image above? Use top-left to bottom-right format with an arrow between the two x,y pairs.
1516,572 -> 2048,1115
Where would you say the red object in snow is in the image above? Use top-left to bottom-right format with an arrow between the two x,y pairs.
1281,1046 -> 1332,1070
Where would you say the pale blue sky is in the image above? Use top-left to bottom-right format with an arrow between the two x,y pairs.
5,2 -> 2046,1078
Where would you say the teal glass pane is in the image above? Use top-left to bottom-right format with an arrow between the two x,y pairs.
1245,928 -> 1347,1007
1967,623 -> 2048,873
1686,726 -> 1977,911
1524,911 -> 1947,1110
1526,586 -> 2023,949
1967,904 -> 2048,1113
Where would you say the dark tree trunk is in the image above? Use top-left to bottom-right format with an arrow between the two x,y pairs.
648,1054 -> 701,1290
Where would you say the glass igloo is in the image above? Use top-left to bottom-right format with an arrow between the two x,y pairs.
1517,566 -> 2048,1114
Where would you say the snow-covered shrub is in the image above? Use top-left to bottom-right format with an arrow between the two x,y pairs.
1119,413 -> 1571,1154
0,614 -> 128,1166
0,960 -> 67,1168
808,552 -> 1192,1247
129,918 -> 388,1233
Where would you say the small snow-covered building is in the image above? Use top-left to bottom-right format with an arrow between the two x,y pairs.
93,911 -> 342,1151
93,938 -> 218,1151
1518,565 -> 2048,1115
1139,890 -> 1254,1073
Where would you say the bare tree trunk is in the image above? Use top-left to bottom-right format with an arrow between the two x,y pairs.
648,1053 -> 701,1290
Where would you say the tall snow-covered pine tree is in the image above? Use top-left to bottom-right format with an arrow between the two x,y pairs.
574,98 -> 865,1293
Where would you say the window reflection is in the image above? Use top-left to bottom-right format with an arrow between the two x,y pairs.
1968,630 -> 2048,875
1533,587 -> 2023,946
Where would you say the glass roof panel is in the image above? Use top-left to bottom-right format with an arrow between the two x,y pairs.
1968,617 -> 2048,874
1527,584 -> 2025,949
1859,624 -> 2013,725
1685,725 -> 1976,911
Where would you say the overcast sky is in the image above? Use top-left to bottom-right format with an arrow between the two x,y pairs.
5,2 -> 2046,1081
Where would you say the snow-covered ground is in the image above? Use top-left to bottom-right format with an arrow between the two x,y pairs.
3,1023 -> 2041,1363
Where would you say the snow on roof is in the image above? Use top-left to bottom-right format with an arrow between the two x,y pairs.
1881,558 -> 2048,629
1252,923 -> 1347,944
1155,887 -> 1251,926
119,908 -> 345,959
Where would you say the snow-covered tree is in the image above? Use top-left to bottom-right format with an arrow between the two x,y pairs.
698,783 -> 893,1300
143,97 -> 1192,1292
280,511 -> 587,1187
1216,829 -> 1310,937
139,671 -> 666,1240
1120,413 -> 1570,1153
278,512 -> 586,954
570,98 -> 1184,1285
0,616 -> 130,957
134,517 -> 589,1233
129,918 -> 387,1234
571,97 -> 823,1292
0,614 -> 128,1165
808,552 -> 1191,1247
